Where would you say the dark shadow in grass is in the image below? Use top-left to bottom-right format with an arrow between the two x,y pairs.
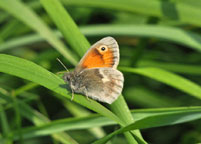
161,2 -> 179,20
59,83 -> 72,92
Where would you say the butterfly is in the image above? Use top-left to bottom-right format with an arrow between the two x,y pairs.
63,37 -> 124,104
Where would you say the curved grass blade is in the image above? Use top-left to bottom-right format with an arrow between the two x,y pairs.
110,95 -> 145,144
138,60 -> 201,75
1,25 -> 201,52
0,0 -> 78,65
0,54 -> 124,126
0,105 -> 12,143
13,81 -> 107,139
62,0 -> 201,27
124,86 -> 182,107
3,0 -> 201,27
39,0 -> 145,143
40,0 -> 90,57
82,25 -> 201,52
93,109 -> 201,144
63,101 -> 107,139
0,91 -> 78,144
9,106 -> 201,140
120,67 -> 201,100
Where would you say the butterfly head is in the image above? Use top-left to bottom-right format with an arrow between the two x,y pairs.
63,71 -> 78,90
63,72 -> 73,83
56,58 -> 76,88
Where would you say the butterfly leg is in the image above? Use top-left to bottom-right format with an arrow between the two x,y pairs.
56,71 -> 65,75
80,86 -> 90,101
85,91 -> 90,101
71,89 -> 74,101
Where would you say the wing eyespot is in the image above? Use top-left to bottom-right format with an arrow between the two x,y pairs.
101,47 -> 106,51
97,45 -> 108,53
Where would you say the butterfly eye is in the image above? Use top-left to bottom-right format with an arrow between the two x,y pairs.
67,75 -> 71,81
63,74 -> 71,82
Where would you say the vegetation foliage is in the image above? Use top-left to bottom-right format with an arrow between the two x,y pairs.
0,0 -> 201,144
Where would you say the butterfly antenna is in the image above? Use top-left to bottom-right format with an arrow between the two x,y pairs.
57,58 -> 69,72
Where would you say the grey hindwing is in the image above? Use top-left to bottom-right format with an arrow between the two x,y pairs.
74,68 -> 124,104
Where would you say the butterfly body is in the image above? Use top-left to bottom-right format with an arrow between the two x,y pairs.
63,37 -> 124,104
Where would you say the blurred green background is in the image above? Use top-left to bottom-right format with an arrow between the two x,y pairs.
0,0 -> 201,144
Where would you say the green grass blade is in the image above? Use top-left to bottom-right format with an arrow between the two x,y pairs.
15,82 -> 104,139
0,0 -> 200,142
93,109 -> 201,144
9,106 -> 201,140
0,20 -> 19,41
0,54 -> 124,126
1,25 -> 201,52
40,0 -> 90,57
0,33 -> 49,52
0,90 -> 78,144
0,0 -> 78,65
18,101 -> 78,144
110,95 -> 145,144
125,87 -> 182,107
0,104 -> 12,143
82,25 -> 201,52
63,101 -> 107,139
62,0 -> 201,27
39,0 -> 145,143
120,67 -> 201,100
137,60 -> 201,75
4,0 -> 201,27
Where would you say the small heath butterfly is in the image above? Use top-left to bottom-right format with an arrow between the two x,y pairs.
62,37 -> 124,104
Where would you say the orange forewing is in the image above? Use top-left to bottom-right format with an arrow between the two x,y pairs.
81,47 -> 114,69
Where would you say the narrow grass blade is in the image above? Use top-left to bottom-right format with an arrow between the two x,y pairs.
14,83 -> 105,138
4,0 -> 201,27
40,0 -> 90,57
39,0 -> 145,143
0,105 -> 12,143
82,25 -> 201,52
92,109 -> 201,144
0,54 -> 124,127
0,20 -> 20,41
0,90 -> 78,144
19,101 -> 79,144
120,67 -> 201,100
138,60 -> 201,75
110,95 -> 145,144
1,25 -> 201,53
63,101 -> 107,139
62,0 -> 201,27
0,0 -> 78,65
8,106 -> 201,140
125,87 -> 182,107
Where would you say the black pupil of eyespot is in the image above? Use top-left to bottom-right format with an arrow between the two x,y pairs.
101,47 -> 106,51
